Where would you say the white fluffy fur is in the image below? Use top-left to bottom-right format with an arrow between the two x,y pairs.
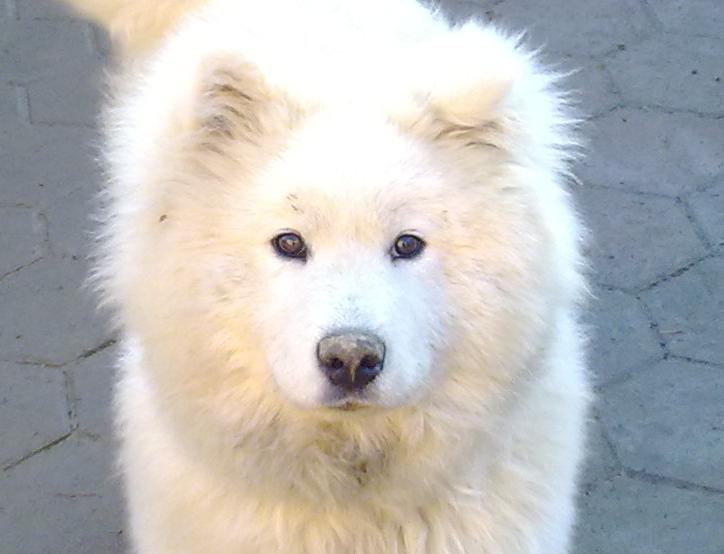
63,0 -> 590,552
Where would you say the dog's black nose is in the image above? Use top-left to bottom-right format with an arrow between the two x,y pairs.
317,331 -> 385,391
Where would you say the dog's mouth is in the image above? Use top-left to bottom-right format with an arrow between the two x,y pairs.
322,391 -> 374,412
328,398 -> 369,411
337,401 -> 367,412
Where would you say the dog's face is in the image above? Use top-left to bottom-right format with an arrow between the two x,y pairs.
228,110 -> 454,409
169,100 -> 547,414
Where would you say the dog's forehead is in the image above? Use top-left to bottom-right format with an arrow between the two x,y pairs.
261,109 -> 442,201
248,159 -> 440,244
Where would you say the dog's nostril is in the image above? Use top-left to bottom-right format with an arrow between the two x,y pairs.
360,355 -> 380,370
317,331 -> 386,391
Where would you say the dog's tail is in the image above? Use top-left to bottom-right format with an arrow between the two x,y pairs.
60,0 -> 206,55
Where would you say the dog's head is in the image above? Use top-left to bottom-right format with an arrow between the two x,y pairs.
89,6 -> 582,420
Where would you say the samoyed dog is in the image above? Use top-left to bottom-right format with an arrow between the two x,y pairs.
63,0 -> 590,552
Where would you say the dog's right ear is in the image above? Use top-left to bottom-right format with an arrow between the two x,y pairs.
188,55 -> 304,156
59,0 -> 205,55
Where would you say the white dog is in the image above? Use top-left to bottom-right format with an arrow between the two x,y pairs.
62,0 -> 590,552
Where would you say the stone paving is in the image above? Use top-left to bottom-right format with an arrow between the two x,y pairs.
1,0 -> 722,552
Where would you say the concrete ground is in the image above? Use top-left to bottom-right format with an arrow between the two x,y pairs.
1,0 -> 722,552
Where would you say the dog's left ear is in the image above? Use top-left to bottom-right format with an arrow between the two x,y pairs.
395,24 -> 524,148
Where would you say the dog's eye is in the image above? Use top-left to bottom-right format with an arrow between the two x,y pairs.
392,234 -> 425,260
272,232 -> 307,260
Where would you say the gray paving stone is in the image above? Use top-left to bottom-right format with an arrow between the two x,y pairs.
0,361 -> 69,468
0,207 -> 46,279
641,257 -> 724,365
565,59 -> 621,118
0,436 -> 125,554
0,1 -> 12,18
601,358 -> 724,491
580,108 -> 724,196
607,34 -> 724,114
26,58 -> 103,125
69,345 -> 118,439
579,415 -> 620,491
648,0 -> 724,39
0,118 -> 101,207
17,0 -> 79,20
585,287 -> 662,385
575,186 -> 707,289
688,181 -> 724,247
468,0 -> 651,57
0,82 -> 16,115
0,19 -> 94,81
90,24 -> 113,59
0,256 -> 109,365
575,476 -> 724,554
44,182 -> 99,262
